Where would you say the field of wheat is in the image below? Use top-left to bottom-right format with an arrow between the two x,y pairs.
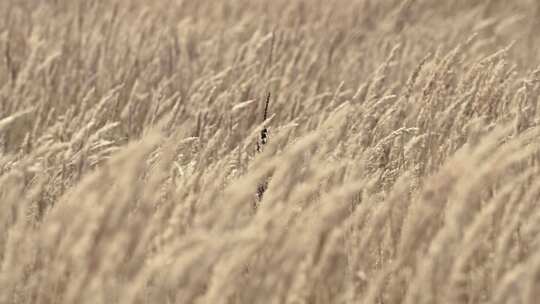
2,0 -> 540,303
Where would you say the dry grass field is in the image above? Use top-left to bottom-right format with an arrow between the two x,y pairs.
2,0 -> 540,303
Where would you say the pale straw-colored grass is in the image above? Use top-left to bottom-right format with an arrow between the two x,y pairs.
2,0 -> 540,303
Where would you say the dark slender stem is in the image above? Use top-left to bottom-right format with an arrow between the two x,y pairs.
263,92 -> 271,121
255,92 -> 272,204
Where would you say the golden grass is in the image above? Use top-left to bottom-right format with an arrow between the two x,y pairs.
2,0 -> 540,303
